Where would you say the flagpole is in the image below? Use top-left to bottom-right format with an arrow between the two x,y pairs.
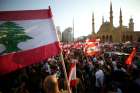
60,52 -> 71,93
75,62 -> 77,93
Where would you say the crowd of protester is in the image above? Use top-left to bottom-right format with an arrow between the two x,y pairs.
0,42 -> 140,93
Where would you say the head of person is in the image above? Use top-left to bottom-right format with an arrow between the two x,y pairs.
43,74 -> 60,93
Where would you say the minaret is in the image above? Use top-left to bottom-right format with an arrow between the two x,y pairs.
73,17 -> 74,41
102,16 -> 104,24
92,12 -> 95,34
119,8 -> 123,27
110,1 -> 113,28
129,17 -> 134,31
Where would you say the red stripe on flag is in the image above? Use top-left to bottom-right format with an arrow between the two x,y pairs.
0,9 -> 52,21
68,63 -> 77,87
70,80 -> 77,88
125,48 -> 136,65
0,42 -> 61,74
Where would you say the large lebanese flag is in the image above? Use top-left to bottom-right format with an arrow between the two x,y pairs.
0,7 -> 61,74
84,39 -> 100,56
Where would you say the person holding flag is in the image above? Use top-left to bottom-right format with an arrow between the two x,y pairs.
0,6 -> 72,93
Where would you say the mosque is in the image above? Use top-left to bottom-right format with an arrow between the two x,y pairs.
91,2 -> 140,43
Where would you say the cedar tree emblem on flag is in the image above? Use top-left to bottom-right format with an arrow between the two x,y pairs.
0,22 -> 32,54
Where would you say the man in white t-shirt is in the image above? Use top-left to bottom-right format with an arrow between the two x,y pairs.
43,62 -> 51,75
95,66 -> 104,93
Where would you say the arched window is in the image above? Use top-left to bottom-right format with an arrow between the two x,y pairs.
122,35 -> 125,42
106,35 -> 108,42
138,37 -> 140,42
126,35 -> 129,41
130,35 -> 133,41
102,35 -> 105,42
109,35 -> 112,42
